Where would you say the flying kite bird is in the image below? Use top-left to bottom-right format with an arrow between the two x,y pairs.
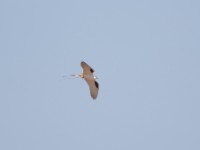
72,61 -> 99,100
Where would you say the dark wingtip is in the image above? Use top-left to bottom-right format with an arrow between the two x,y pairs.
90,68 -> 94,73
80,61 -> 85,65
92,95 -> 97,100
94,81 -> 99,89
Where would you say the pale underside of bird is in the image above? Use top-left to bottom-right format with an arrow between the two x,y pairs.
72,61 -> 99,100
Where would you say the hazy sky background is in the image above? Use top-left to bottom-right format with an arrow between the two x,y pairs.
1,0 -> 200,150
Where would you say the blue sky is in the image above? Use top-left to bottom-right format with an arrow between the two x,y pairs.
0,0 -> 200,150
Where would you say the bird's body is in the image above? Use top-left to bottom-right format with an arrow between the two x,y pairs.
73,61 -> 99,99
81,74 -> 98,80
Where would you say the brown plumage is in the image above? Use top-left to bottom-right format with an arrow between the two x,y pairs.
80,61 -> 99,99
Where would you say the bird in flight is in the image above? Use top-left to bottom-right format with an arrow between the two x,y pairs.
72,61 -> 99,100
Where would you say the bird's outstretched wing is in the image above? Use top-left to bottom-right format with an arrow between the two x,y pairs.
80,61 -> 95,76
84,79 -> 99,99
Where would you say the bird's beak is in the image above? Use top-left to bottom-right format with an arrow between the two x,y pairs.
70,74 -> 80,78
